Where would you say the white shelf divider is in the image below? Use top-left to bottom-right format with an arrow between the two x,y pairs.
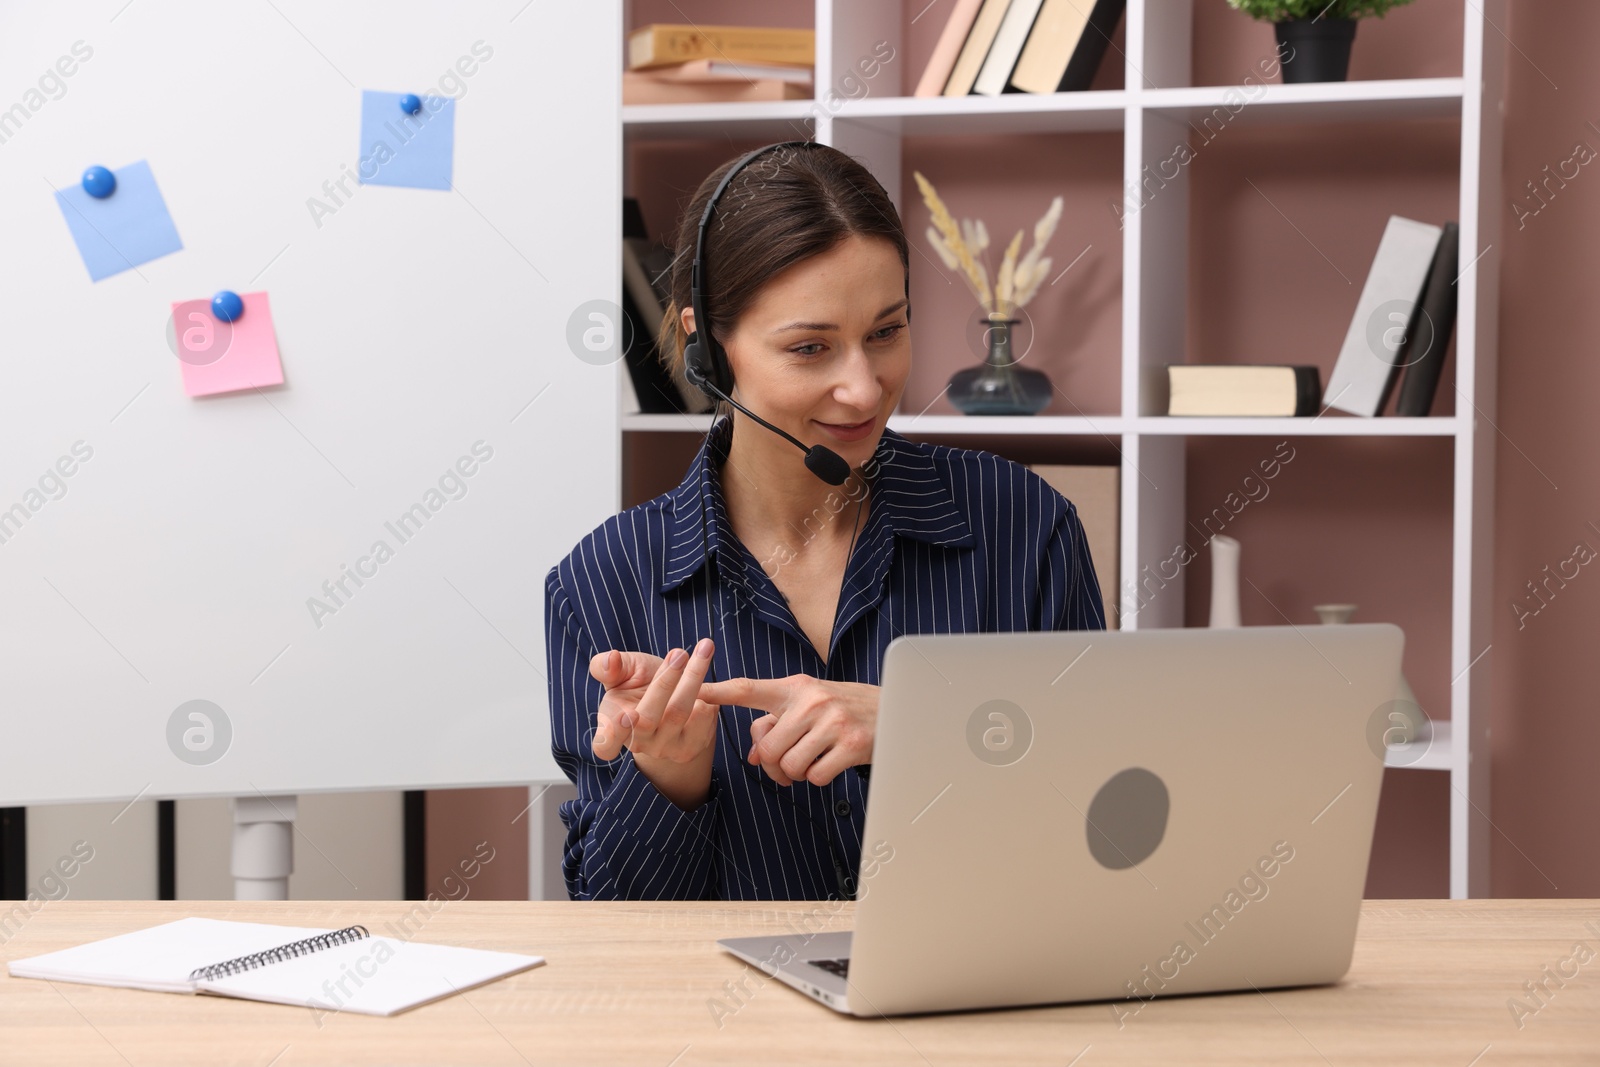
1139,76 -> 1464,124
1136,416 -> 1463,436
619,413 -> 1463,437
622,100 -> 818,141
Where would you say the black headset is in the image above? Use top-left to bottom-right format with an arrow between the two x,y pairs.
683,139 -> 891,900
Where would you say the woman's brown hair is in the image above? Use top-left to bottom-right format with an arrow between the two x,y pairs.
656,143 -> 909,402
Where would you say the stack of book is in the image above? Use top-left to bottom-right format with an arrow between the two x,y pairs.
1166,215 -> 1459,418
1323,216 -> 1460,417
625,24 -> 814,104
914,0 -> 1125,98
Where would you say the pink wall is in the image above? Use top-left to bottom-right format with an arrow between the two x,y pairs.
435,0 -> 1597,900
1484,1 -> 1600,897
423,788 -> 530,902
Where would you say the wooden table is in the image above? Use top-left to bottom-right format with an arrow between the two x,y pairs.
1,900 -> 1597,1065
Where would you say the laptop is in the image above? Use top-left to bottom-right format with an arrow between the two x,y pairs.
718,623 -> 1407,1017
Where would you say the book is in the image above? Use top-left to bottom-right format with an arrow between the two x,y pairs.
1324,215 -> 1444,417
622,244 -> 710,416
944,0 -> 1014,97
1167,365 -> 1322,416
1009,0 -> 1125,93
6,917 -> 543,1017
646,58 -> 813,84
1394,220 -> 1459,417
628,24 -> 814,71
622,198 -> 673,310
914,0 -> 986,97
973,0 -> 1048,96
621,203 -> 693,415
1029,464 -> 1120,628
622,71 -> 810,105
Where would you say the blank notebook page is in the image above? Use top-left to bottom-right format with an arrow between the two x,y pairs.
199,936 -> 545,1016
6,917 -> 336,993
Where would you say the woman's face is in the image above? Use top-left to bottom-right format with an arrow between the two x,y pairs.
689,233 -> 911,467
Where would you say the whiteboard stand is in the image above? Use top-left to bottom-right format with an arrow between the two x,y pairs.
232,795 -> 296,900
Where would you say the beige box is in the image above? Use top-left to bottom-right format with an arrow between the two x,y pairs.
1030,465 -> 1119,629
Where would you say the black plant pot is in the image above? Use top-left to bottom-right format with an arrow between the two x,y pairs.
1274,17 -> 1358,83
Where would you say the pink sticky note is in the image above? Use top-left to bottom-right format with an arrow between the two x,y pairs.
170,291 -> 285,397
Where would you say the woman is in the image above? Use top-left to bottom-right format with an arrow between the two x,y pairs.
545,142 -> 1104,901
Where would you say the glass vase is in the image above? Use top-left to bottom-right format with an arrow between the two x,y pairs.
947,317 -> 1052,416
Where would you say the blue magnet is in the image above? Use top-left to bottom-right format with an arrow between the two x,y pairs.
211,290 -> 244,323
81,165 -> 116,199
400,93 -> 422,116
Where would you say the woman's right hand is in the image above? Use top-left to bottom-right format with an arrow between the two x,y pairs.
588,637 -> 718,809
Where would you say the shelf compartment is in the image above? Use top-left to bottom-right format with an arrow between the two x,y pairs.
1151,434 -> 1457,766
899,128 -> 1125,418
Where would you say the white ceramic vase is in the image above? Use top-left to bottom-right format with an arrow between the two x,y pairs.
1208,535 -> 1241,628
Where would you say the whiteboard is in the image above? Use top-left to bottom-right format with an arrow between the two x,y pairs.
0,0 -> 619,804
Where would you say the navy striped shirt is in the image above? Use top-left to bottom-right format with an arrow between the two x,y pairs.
544,415 -> 1105,901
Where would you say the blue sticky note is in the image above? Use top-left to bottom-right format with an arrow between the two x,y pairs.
358,90 -> 455,190
54,160 -> 183,282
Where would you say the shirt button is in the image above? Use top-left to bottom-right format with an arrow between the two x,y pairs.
834,799 -> 852,818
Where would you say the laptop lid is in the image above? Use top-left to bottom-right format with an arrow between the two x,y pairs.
847,623 -> 1405,1016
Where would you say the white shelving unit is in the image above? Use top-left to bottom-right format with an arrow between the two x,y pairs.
621,0 -> 1504,898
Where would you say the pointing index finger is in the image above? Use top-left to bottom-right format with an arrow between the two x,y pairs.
697,675 -> 793,715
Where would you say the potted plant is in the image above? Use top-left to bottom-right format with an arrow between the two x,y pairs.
1227,0 -> 1416,83
914,170 -> 1063,415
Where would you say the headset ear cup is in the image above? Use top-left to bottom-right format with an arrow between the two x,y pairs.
687,330 -> 732,401
683,332 -> 709,392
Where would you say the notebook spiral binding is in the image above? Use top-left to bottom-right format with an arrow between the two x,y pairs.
186,924 -> 371,983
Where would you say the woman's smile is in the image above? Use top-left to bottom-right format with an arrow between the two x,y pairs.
814,416 -> 876,442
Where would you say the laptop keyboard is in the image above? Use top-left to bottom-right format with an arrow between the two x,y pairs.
808,957 -> 850,978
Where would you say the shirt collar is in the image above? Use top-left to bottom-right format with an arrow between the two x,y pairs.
660,415 -> 974,594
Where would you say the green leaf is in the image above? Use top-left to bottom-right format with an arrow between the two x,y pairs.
1226,0 -> 1414,20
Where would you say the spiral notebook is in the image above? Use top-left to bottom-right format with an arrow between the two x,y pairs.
7,917 -> 544,1016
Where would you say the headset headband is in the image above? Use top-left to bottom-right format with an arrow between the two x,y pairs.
689,140 -> 821,368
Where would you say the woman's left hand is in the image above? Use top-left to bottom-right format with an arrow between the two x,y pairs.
696,675 -> 879,787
